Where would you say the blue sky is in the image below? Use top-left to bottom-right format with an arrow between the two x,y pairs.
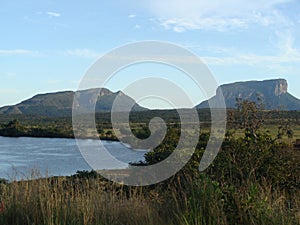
1,0 -> 300,108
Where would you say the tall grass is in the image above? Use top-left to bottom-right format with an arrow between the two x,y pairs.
0,176 -> 164,225
0,172 -> 299,225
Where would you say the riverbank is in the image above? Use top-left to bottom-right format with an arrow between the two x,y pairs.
0,133 -> 119,141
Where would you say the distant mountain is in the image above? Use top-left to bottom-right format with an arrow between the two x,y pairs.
0,88 -> 146,117
2,79 -> 300,117
197,79 -> 300,110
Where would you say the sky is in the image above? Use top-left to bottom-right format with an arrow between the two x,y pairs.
1,0 -> 300,108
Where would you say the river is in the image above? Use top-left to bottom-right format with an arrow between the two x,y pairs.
0,136 -> 148,180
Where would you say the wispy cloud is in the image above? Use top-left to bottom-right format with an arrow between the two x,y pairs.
142,0 -> 294,32
128,14 -> 136,18
0,49 -> 39,55
161,17 -> 247,32
64,49 -> 102,58
276,30 -> 300,57
201,31 -> 300,66
202,53 -> 300,66
147,0 -> 293,17
46,11 -> 61,17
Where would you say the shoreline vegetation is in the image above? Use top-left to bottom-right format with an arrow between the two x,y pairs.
0,119 -> 119,141
1,108 -> 300,143
1,103 -> 300,224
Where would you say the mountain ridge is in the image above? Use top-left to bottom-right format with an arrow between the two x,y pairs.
197,78 -> 300,110
1,78 -> 300,117
0,88 -> 146,117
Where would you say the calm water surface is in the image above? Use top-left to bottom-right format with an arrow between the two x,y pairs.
0,136 -> 148,180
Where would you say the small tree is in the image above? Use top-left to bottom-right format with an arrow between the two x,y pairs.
235,97 -> 264,140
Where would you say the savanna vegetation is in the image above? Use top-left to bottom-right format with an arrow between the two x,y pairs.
1,100 -> 300,224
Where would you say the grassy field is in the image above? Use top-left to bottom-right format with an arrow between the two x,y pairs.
230,124 -> 300,144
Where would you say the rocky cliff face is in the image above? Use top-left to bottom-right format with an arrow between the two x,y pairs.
274,79 -> 288,96
216,79 -> 288,100
197,79 -> 300,110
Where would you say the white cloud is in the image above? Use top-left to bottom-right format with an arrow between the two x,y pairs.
276,30 -> 300,57
46,12 -> 61,17
128,14 -> 136,18
147,0 -> 293,17
201,33 -> 300,66
202,53 -> 300,66
180,29 -> 298,67
161,17 -> 247,32
65,49 -> 102,58
0,49 -> 38,55
142,0 -> 294,31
